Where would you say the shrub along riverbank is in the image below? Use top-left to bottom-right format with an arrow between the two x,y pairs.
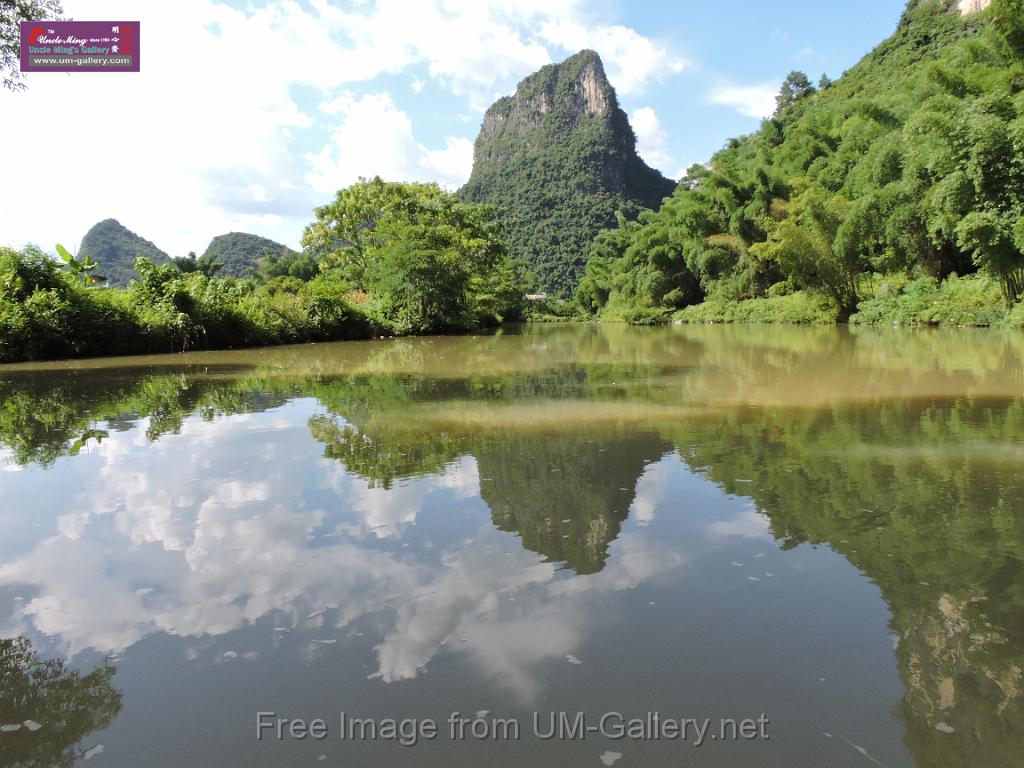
672,272 -> 1023,327
0,181 -> 524,364
0,246 -> 381,362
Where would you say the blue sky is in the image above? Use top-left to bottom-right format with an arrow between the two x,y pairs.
2,0 -> 907,256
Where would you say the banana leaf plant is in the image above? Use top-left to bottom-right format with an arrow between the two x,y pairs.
56,244 -> 106,285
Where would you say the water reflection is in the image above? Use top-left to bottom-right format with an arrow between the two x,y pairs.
0,635 -> 121,767
1,324 -> 1023,766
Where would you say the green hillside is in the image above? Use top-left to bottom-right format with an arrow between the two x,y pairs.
461,50 -> 676,295
580,0 -> 1024,323
200,232 -> 298,278
78,219 -> 171,287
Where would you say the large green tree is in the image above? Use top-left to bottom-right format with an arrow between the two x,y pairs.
304,178 -> 523,332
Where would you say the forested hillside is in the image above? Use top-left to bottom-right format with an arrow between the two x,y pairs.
580,0 -> 1024,324
461,50 -> 676,295
200,232 -> 298,278
78,219 -> 171,287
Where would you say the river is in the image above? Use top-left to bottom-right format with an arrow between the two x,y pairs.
1,324 -> 1021,767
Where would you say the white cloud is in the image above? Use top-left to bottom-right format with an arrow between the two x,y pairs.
0,410 -> 685,696
305,92 -> 474,193
0,0 -> 691,256
630,106 -> 673,175
706,505 -> 774,541
538,21 -> 689,96
709,81 -> 779,119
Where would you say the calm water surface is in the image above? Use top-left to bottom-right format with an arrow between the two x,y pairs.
1,324 -> 1022,767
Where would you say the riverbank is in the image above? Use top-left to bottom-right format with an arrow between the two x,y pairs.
672,274 -> 1024,329
0,245 -> 514,364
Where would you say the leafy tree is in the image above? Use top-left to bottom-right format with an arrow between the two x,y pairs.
172,252 -> 223,277
774,71 -> 816,116
260,250 -> 318,281
308,180 -> 522,332
1,0 -> 63,91
956,210 -> 1024,304
302,176 -> 410,286
990,0 -> 1024,56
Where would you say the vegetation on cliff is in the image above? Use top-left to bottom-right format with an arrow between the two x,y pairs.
461,50 -> 676,295
579,0 -> 1024,326
199,232 -> 299,279
77,219 -> 171,288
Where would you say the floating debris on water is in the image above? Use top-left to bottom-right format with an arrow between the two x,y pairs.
23,720 -> 42,731
935,722 -> 955,734
83,745 -> 105,760
600,750 -> 623,766
731,562 -> 744,567
223,651 -> 238,659
753,553 -> 766,559
1,724 -> 23,732
312,639 -> 337,645
842,738 -> 887,767
648,601 -> 656,606
824,732 -> 833,738
566,654 -> 583,665
135,588 -> 154,596
748,576 -> 761,582
476,710 -> 491,719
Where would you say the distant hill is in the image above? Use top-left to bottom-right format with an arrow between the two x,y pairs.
200,233 -> 298,278
78,219 -> 170,287
460,50 -> 676,295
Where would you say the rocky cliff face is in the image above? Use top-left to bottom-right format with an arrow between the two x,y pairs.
957,0 -> 992,16
460,50 -> 676,294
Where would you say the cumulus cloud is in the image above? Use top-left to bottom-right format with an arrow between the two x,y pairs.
306,93 -> 475,193
706,505 -> 774,541
709,81 -> 780,119
538,20 -> 689,95
630,106 -> 673,175
0,0 -> 690,256
1,407 -> 687,696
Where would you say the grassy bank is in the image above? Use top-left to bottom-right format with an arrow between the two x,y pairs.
673,291 -> 837,325
672,273 -> 1021,328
